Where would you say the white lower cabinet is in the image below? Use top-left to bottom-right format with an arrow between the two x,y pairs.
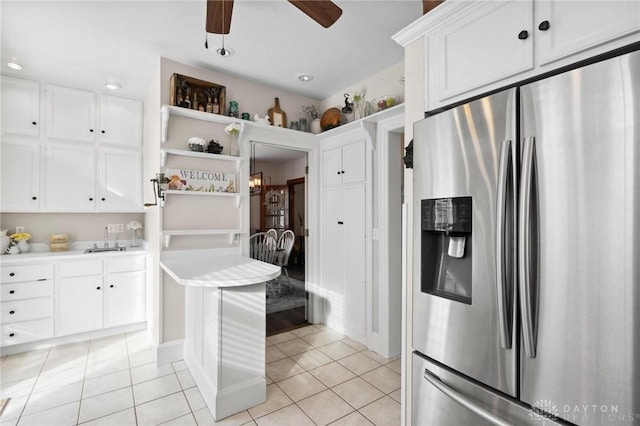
0,263 -> 54,346
55,273 -> 104,336
54,255 -> 146,337
55,259 -> 104,336
104,256 -> 146,328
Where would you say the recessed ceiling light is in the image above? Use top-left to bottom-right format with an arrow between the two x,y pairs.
104,82 -> 122,90
296,73 -> 313,82
7,61 -> 23,70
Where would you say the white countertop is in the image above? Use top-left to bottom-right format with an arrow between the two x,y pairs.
160,250 -> 281,288
0,243 -> 148,264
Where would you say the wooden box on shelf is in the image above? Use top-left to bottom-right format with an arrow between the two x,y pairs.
170,74 -> 226,116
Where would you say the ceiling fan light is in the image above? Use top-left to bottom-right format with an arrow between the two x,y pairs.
216,47 -> 234,57
7,61 -> 23,70
296,73 -> 313,82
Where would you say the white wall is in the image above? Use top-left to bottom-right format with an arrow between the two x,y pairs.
320,62 -> 405,114
152,58 -> 318,343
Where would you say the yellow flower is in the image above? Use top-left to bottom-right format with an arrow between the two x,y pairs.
10,232 -> 31,241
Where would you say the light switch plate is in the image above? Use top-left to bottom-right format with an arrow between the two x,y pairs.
107,224 -> 124,233
15,226 -> 25,233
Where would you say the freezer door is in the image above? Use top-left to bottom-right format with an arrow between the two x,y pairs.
519,50 -> 640,425
412,352 -> 563,426
413,88 -> 518,397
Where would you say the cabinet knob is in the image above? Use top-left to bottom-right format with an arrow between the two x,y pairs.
110,284 -> 114,288
96,286 -> 101,290
9,290 -> 15,294
9,333 -> 15,337
538,20 -> 550,31
32,121 -> 37,126
89,129 -> 94,133
9,310 -> 15,315
101,197 -> 106,201
9,272 -> 15,277
341,170 -> 345,174
32,196 -> 37,200
518,30 -> 529,40
101,130 -> 106,134
337,171 -> 341,175
337,221 -> 344,225
89,197 -> 94,201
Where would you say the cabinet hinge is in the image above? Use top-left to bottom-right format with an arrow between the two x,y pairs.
305,165 -> 309,175
305,228 -> 309,237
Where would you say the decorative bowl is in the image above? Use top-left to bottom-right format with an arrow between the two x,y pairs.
374,95 -> 401,112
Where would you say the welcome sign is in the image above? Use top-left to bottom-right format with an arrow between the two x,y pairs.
164,168 -> 236,193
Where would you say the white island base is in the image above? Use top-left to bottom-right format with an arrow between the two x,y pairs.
160,249 -> 281,420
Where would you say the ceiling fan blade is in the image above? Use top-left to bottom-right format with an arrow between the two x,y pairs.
206,0 -> 234,34
288,0 -> 343,28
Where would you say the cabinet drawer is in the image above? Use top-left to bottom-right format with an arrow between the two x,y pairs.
1,318 -> 54,346
1,297 -> 53,324
108,255 -> 146,273
1,280 -> 54,301
58,259 -> 103,277
1,263 -> 53,283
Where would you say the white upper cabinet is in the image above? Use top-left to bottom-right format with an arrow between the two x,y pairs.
1,76 -> 40,137
0,140 -> 40,212
535,1 -> 640,66
322,141 -> 366,186
43,143 -> 96,211
99,95 -> 143,147
45,84 -> 97,143
98,147 -> 142,211
431,0 -> 534,102
410,0 -> 640,110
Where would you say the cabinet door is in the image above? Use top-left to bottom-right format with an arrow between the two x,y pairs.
536,1 -> 640,66
98,147 -> 142,211
55,275 -> 103,336
1,76 -> 40,137
431,0 -> 534,101
0,140 -> 40,212
104,270 -> 145,328
99,95 -> 142,147
341,184 -> 366,343
43,143 -> 96,211
341,142 -> 366,184
322,146 -> 343,186
321,186 -> 345,327
45,84 -> 96,142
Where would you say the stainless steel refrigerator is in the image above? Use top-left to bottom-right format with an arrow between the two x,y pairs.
412,49 -> 640,425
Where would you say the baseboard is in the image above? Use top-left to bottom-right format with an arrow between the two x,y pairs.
156,339 -> 184,365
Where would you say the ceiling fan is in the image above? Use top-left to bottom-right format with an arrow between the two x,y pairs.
206,0 -> 343,34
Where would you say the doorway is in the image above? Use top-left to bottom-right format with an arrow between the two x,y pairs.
248,143 -> 309,336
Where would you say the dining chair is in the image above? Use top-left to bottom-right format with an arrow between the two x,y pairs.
266,228 -> 277,242
274,230 -> 295,290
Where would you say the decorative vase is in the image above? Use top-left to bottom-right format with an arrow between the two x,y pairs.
354,99 -> 365,120
130,229 -> 140,247
17,239 -> 30,253
0,229 -> 9,255
229,134 -> 239,156
310,118 -> 322,134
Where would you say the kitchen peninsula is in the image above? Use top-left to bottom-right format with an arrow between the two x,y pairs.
159,248 -> 280,420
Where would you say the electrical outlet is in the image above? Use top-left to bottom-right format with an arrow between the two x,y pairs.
15,226 -> 25,233
107,224 -> 124,233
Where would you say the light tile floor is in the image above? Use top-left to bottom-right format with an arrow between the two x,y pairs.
0,324 -> 400,425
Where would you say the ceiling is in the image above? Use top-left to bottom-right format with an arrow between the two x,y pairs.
1,0 -> 423,102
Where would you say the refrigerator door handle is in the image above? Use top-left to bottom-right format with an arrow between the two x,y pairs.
496,139 -> 513,349
519,136 -> 537,358
424,370 -> 513,426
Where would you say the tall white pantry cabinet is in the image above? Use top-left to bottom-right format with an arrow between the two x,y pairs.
321,132 -> 368,345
